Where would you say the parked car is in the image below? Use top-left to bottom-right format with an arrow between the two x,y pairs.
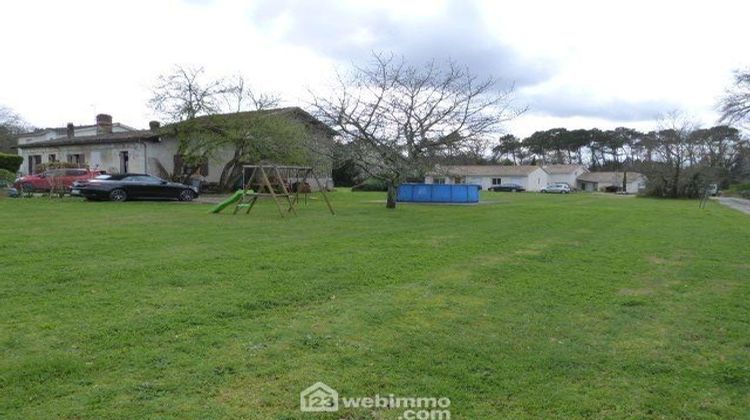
73,174 -> 198,202
541,183 -> 571,194
488,183 -> 525,192
14,168 -> 103,193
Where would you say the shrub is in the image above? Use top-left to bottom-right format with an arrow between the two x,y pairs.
0,153 -> 23,173
729,182 -> 750,192
351,177 -> 388,192
0,168 -> 15,187
642,165 -> 723,199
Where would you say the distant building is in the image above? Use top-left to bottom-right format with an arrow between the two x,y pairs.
543,164 -> 588,187
425,165 -> 549,191
425,164 -> 647,194
577,171 -> 647,193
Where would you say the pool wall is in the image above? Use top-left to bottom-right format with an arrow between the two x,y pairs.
396,183 -> 480,203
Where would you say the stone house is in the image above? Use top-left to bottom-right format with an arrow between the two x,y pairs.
15,108 -> 336,189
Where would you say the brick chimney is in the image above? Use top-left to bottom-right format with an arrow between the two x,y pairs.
149,120 -> 161,131
96,114 -> 113,135
66,123 -> 75,139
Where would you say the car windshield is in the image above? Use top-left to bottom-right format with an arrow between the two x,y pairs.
95,175 -> 112,180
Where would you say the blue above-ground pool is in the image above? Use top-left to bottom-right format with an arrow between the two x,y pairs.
397,183 -> 480,203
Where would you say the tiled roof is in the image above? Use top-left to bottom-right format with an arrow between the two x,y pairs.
543,164 -> 587,174
17,123 -> 136,138
430,165 -> 545,176
15,130 -> 159,149
164,107 -> 337,136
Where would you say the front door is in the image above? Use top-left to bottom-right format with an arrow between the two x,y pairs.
119,151 -> 129,173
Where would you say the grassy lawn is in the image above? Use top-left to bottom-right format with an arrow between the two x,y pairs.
1,191 -> 749,418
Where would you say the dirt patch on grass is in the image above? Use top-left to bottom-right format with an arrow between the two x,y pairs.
646,250 -> 692,267
617,288 -> 656,296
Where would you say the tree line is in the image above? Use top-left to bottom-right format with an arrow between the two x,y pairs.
487,116 -> 750,198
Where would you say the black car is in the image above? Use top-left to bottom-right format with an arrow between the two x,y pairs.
488,183 -> 525,192
73,174 -> 198,202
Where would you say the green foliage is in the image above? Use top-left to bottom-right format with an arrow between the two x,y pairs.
728,182 -> 750,192
726,182 -> 750,198
0,168 -> 15,186
0,193 -> 748,417
0,152 -> 23,173
351,177 -> 388,191
171,112 -> 308,188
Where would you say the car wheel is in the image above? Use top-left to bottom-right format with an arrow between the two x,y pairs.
109,189 -> 127,202
178,189 -> 195,201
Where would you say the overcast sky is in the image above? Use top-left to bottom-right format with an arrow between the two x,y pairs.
1,0 -> 748,136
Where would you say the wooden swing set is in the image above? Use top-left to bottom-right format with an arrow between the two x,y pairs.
233,164 -> 335,217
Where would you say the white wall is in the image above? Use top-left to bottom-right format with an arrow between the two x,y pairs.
525,168 -> 548,191
424,170 -> 548,191
147,138 -> 333,189
547,168 -> 586,186
18,142 -> 148,175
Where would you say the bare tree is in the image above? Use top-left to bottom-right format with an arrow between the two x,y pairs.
719,68 -> 750,128
148,66 -> 226,122
310,53 -> 524,208
0,105 -> 31,153
148,67 -> 299,188
221,74 -> 282,113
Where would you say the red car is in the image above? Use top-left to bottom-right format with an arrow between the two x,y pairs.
14,168 -> 104,193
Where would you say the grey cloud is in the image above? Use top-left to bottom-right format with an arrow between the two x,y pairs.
248,0 -> 552,87
524,89 -> 678,122
248,0 -> 673,123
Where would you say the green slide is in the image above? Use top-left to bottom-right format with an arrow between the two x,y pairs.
209,190 -> 246,214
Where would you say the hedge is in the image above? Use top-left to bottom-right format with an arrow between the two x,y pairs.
351,177 -> 389,192
0,153 -> 23,173
0,168 -> 15,187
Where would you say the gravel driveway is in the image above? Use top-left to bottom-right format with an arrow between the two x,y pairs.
716,196 -> 750,215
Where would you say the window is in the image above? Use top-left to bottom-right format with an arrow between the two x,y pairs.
453,177 -> 464,184
65,169 -> 87,176
67,154 -> 85,166
125,175 -> 162,183
492,178 -> 502,185
28,155 -> 42,174
48,154 -> 56,162
434,178 -> 446,184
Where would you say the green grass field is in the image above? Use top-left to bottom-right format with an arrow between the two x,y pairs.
1,192 -> 748,418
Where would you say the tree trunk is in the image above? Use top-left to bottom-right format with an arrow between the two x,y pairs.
671,165 -> 681,198
386,182 -> 397,209
219,159 -> 238,191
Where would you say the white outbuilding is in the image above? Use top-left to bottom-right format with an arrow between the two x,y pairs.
425,165 -> 549,191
